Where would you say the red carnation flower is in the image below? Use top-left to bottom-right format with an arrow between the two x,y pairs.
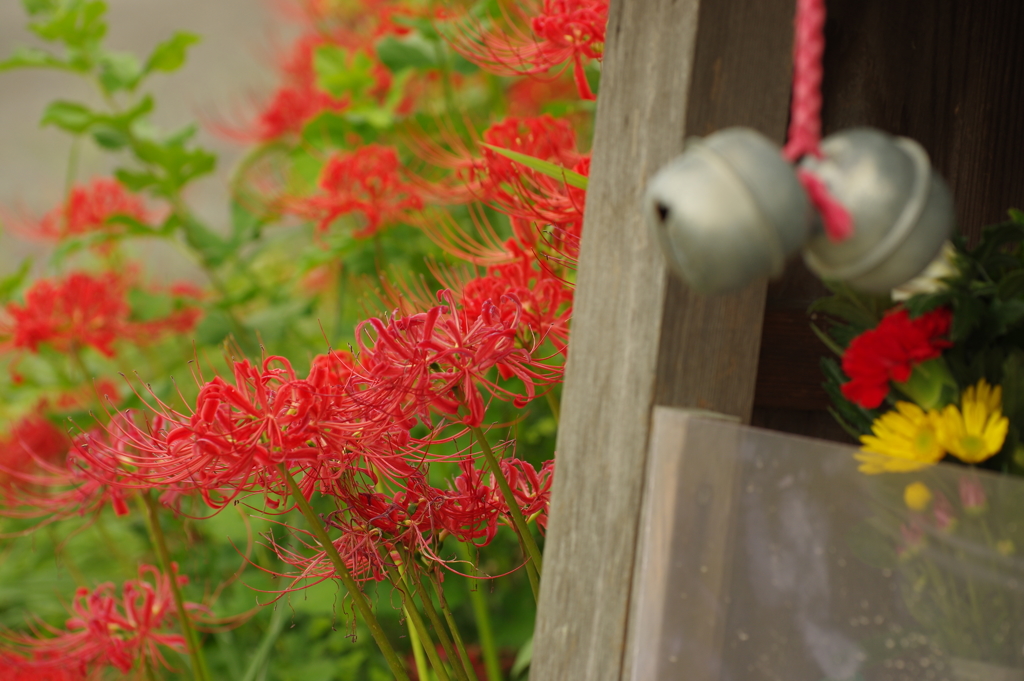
840,307 -> 953,409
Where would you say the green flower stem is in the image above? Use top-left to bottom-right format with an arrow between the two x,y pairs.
406,605 -> 430,681
275,464 -> 410,681
545,391 -> 560,425
455,541 -> 502,681
404,557 -> 470,681
469,426 -> 543,596
238,598 -> 289,681
895,357 -> 958,411
140,493 -> 211,681
424,568 -> 480,681
385,562 -> 451,681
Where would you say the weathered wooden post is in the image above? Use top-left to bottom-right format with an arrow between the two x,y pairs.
532,0 -> 1024,678
531,1 -> 795,678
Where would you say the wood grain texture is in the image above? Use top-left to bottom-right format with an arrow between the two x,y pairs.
531,1 -> 701,677
820,0 -> 1024,238
531,0 -> 796,679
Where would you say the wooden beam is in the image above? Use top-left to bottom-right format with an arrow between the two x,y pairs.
531,0 -> 796,679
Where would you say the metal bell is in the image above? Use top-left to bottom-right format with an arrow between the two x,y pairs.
645,127 -> 814,294
801,128 -> 955,294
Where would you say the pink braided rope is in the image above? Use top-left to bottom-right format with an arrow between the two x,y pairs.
783,0 -> 852,242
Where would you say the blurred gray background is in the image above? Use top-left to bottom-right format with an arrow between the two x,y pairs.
0,0 -> 287,279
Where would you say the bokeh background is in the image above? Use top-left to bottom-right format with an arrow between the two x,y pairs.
0,0 -> 285,279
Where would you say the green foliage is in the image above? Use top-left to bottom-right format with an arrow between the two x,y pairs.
480,144 -> 589,189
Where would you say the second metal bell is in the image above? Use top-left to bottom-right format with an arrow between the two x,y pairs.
801,128 -> 956,294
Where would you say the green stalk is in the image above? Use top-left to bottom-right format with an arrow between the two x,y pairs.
424,568 -> 480,681
275,464 -> 410,681
456,542 -> 502,681
238,599 -> 289,681
407,605 -> 431,681
384,562 -> 451,681
403,558 -> 469,681
140,493 -> 212,681
545,390 -> 560,425
469,426 -> 542,598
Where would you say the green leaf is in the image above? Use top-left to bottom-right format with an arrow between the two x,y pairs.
1009,208 -> 1024,225
375,34 -> 438,72
314,45 -> 376,99
40,100 -> 96,133
114,168 -> 159,192
30,0 -> 107,49
902,290 -> 953,317
91,124 -> 128,149
999,256 -> 1024,295
0,259 -> 33,303
230,201 -> 264,245
809,322 -> 845,356
97,50 -> 142,93
1001,351 -> 1024,423
104,213 -> 157,236
511,636 -> 533,679
144,32 -> 200,74
244,300 -> 313,344
480,143 -> 589,189
127,288 -> 173,322
951,294 -> 984,342
0,46 -> 70,72
181,218 -> 231,266
22,0 -> 59,16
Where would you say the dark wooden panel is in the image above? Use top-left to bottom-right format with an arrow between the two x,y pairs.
821,0 -> 1024,238
753,0 -> 1024,442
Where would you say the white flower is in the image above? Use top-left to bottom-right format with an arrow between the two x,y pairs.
891,241 -> 958,301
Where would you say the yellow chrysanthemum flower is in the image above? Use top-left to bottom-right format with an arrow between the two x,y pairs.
856,402 -> 946,474
903,482 -> 933,511
935,379 -> 1009,464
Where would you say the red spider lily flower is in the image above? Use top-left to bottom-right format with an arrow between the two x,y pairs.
475,117 -> 588,246
0,652 -> 89,680
442,457 -> 506,546
0,271 -> 202,360
5,564 -> 205,676
7,178 -> 150,243
460,240 -> 574,352
841,307 -> 953,409
280,144 -> 423,237
85,356 -> 384,510
278,0 -> 417,47
507,73 -> 581,117
502,457 -> 554,532
0,419 -> 149,523
2,272 -> 131,358
215,31 -> 396,143
243,84 -> 349,142
356,290 -> 561,428
445,0 -> 608,100
269,514 -> 393,588
285,144 -> 425,238
416,115 -> 588,258
0,416 -> 68,492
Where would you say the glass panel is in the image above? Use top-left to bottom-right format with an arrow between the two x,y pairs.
629,409 -> 1024,681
